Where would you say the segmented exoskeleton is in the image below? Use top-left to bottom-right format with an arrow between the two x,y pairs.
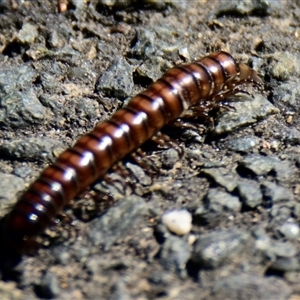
2,51 -> 263,253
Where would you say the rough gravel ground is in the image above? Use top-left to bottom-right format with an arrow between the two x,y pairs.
0,0 -> 300,299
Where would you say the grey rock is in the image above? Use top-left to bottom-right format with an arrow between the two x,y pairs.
192,229 -> 249,268
0,0 -> 10,9
135,56 -> 171,81
16,23 -> 38,44
251,227 -> 268,239
148,270 -> 173,285
39,73 -> 60,94
52,246 -> 71,266
158,235 -> 191,275
285,127 -> 300,145
269,257 -> 300,272
181,127 -> 206,144
268,241 -> 298,258
251,228 -> 270,248
211,0 -> 283,18
295,156 -> 300,168
272,160 -> 295,184
96,56 -> 134,99
130,26 -> 184,61
202,160 -> 228,168
87,195 -> 147,251
201,169 -> 238,192
214,94 -> 279,134
270,203 -> 294,224
237,179 -> 263,208
53,45 -> 81,59
211,274 -> 292,300
0,91 -> 48,128
71,241 -> 90,261
293,202 -> 300,219
193,202 -> 206,219
251,57 -> 265,73
226,136 -> 259,152
255,237 -> 297,260
75,98 -> 100,120
131,28 -> 156,59
0,65 -> 38,98
161,148 -> 180,169
273,79 -> 300,111
0,172 -> 25,216
201,151 -> 214,159
109,281 -> 131,300
36,271 -> 60,299
239,154 -> 280,176
279,222 -> 300,240
67,66 -> 89,81
185,148 -> 202,161
92,0 -> 172,9
70,0 -> 88,11
39,94 -> 65,116
240,154 -> 295,183
261,181 -> 294,204
147,0 -> 180,9
0,137 -> 63,161
13,166 -> 32,179
206,188 -> 241,214
97,40 -> 122,59
151,25 -> 186,56
47,30 -> 65,49
84,257 -> 101,275
270,52 -> 300,80
285,271 -> 300,284
125,162 -> 151,186
154,223 -> 172,244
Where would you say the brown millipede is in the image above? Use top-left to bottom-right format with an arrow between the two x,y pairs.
2,51 -> 262,253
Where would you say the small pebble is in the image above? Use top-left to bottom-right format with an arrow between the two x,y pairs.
226,136 -> 258,152
279,222 -> 300,240
36,271 -> 60,299
162,209 -> 192,235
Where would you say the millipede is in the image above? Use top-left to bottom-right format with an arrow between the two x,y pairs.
1,51 -> 263,253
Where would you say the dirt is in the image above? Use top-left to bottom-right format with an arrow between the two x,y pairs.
0,0 -> 299,299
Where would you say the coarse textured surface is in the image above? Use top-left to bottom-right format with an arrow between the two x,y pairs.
0,0 -> 299,299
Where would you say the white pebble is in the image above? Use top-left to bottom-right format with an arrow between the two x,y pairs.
162,209 -> 192,235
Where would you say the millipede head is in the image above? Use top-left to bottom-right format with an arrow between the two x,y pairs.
238,63 -> 264,88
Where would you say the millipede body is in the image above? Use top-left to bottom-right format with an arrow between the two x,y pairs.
2,51 -> 262,253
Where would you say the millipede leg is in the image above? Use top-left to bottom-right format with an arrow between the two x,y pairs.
73,188 -> 117,221
111,162 -> 137,192
131,149 -> 159,177
152,132 -> 184,158
170,119 -> 208,134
